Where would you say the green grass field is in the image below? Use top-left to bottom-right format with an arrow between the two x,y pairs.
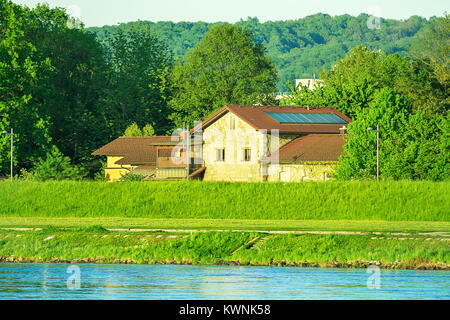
0,228 -> 448,270
0,180 -> 448,221
0,180 -> 448,269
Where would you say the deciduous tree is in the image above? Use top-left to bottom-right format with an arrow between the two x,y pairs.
103,25 -> 173,135
169,23 -> 278,127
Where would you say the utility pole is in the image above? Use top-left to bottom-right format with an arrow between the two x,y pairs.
367,125 -> 379,182
376,124 -> 379,182
186,125 -> 190,181
2,128 -> 13,181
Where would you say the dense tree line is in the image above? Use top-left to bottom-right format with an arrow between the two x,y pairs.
0,1 -> 176,176
0,1 -> 277,177
0,0 -> 447,182
282,15 -> 449,181
169,23 -> 278,127
89,14 -> 433,91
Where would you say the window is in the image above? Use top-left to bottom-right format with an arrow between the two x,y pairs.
243,148 -> 251,162
230,117 -> 236,130
176,148 -> 185,158
216,148 -> 225,162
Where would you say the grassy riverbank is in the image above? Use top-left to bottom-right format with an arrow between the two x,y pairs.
0,180 -> 447,270
0,228 -> 448,270
0,180 -> 449,221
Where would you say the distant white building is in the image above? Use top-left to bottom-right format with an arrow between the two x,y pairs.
275,76 -> 324,101
295,77 -> 323,91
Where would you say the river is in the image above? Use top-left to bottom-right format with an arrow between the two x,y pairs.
0,263 -> 448,300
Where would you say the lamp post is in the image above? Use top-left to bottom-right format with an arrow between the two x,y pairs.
1,128 -> 13,182
186,125 -> 190,181
367,125 -> 379,182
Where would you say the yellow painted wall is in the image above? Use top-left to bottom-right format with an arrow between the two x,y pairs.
107,156 -> 125,168
105,156 -> 134,182
105,168 -> 131,182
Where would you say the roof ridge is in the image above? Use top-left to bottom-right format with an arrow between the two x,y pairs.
226,105 -> 338,109
118,136 -> 171,139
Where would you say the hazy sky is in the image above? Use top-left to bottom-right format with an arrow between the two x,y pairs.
13,0 -> 449,27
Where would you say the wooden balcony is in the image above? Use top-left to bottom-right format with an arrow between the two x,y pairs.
157,156 -> 187,168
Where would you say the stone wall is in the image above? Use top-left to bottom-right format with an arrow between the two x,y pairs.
266,163 -> 337,182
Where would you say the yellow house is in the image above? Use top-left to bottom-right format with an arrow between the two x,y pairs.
92,136 -> 178,181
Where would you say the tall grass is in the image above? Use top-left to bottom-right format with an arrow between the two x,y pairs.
0,180 -> 448,221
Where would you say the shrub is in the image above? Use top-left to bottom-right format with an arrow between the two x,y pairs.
21,147 -> 87,181
94,160 -> 107,181
119,172 -> 146,181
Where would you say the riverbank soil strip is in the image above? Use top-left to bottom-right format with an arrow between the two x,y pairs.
0,218 -> 448,233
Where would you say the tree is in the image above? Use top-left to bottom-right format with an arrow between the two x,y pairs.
337,88 -> 411,179
123,123 -> 155,137
412,14 -> 449,88
382,111 -> 449,181
0,0 -> 53,175
169,23 -> 278,127
103,25 -> 173,136
337,88 -> 448,181
281,46 -> 442,118
26,4 -> 111,169
123,123 -> 142,137
142,124 -> 155,136
89,14 -> 431,91
281,47 -> 386,117
410,14 -> 449,113
0,2 -> 114,177
21,146 -> 87,181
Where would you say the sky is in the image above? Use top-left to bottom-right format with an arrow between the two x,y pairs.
13,0 -> 449,27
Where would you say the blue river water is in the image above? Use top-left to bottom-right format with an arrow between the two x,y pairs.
0,263 -> 448,300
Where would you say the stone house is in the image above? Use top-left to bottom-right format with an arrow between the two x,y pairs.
92,105 -> 351,182
197,105 -> 351,182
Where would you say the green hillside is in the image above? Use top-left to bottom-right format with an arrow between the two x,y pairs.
87,13 -> 433,90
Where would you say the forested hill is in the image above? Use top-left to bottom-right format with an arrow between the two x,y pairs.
87,13 -> 433,91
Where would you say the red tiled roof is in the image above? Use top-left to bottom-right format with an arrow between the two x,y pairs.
268,134 -> 346,163
195,105 -> 352,134
92,136 -> 176,165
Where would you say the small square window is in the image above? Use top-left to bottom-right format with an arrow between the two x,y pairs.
243,148 -> 251,161
230,117 -> 236,130
216,149 -> 225,162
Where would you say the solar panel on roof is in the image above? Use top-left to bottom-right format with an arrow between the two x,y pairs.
266,112 -> 347,124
